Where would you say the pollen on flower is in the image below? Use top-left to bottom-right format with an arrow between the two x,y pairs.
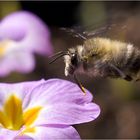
0,39 -> 15,57
21,127 -> 36,135
23,107 -> 42,126
81,85 -> 86,95
3,94 -> 23,130
0,94 -> 42,134
0,47 -> 5,56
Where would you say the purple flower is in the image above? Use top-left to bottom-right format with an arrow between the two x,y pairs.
0,79 -> 100,139
0,11 -> 53,76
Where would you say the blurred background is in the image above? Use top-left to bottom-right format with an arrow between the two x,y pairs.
0,1 -> 140,139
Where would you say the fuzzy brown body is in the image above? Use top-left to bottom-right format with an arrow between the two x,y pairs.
64,37 -> 140,81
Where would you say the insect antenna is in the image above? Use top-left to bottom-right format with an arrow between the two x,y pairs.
49,51 -> 68,64
73,74 -> 86,95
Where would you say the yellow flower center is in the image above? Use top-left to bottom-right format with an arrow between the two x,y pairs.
0,39 -> 16,57
0,95 -> 42,134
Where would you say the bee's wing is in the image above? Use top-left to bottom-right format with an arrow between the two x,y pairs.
82,24 -> 116,37
60,23 -> 116,40
60,27 -> 87,40
60,23 -> 127,40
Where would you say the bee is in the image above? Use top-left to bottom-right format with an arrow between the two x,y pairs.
50,25 -> 140,93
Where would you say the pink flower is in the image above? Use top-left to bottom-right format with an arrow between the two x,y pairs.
0,79 -> 100,139
0,11 -> 53,76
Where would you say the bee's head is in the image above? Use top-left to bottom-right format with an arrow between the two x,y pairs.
49,48 -> 86,94
49,48 -> 78,76
64,48 -> 78,76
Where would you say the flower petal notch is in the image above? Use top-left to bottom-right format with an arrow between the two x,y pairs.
0,79 -> 100,139
0,11 -> 53,76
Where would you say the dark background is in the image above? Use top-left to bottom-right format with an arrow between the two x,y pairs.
21,1 -> 80,27
0,1 -> 140,139
20,1 -> 140,26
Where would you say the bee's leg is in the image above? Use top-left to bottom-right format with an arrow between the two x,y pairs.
110,64 -> 132,81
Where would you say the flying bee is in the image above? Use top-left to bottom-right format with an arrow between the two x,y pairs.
49,24 -> 140,94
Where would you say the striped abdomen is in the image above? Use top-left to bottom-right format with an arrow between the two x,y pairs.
82,38 -> 140,81
111,43 -> 140,81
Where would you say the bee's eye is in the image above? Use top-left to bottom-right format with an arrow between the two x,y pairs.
72,53 -> 75,57
91,53 -> 98,57
71,54 -> 77,66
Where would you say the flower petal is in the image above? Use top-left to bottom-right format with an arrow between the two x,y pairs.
9,51 -> 35,73
0,11 -> 53,55
0,52 -> 35,76
25,79 -> 100,126
0,128 -> 19,140
0,79 -> 45,110
21,125 -> 80,140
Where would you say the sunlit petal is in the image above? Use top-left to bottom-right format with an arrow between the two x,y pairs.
21,125 -> 80,140
23,79 -> 100,126
0,79 -> 100,139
